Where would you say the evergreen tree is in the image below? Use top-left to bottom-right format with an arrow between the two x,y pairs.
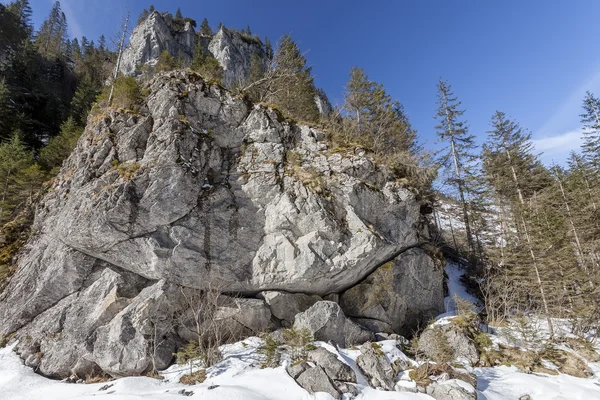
0,132 -> 35,223
137,9 -> 149,25
264,37 -> 273,60
175,7 -> 183,19
483,111 -> 555,336
199,18 -> 212,36
580,91 -> 600,169
36,1 -> 68,59
149,5 -> 155,13
434,78 -> 477,262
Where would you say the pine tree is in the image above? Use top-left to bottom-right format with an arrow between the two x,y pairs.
137,9 -> 149,25
483,111 -> 555,336
175,8 -> 183,19
245,25 -> 252,36
149,5 -> 155,13
0,132 -> 35,223
434,78 -> 478,262
0,78 -> 10,138
264,37 -> 273,60
199,18 -> 212,36
580,91 -> 600,169
36,1 -> 69,59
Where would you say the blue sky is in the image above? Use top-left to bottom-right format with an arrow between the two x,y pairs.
22,0 -> 600,165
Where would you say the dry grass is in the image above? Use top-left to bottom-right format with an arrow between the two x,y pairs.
85,374 -> 112,384
409,362 -> 476,388
179,369 -> 206,385
563,337 -> 600,362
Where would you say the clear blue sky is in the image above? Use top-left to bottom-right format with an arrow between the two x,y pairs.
23,0 -> 600,165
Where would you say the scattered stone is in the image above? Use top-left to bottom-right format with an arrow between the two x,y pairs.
335,381 -> 360,396
418,322 -> 479,366
99,384 -> 114,391
178,389 -> 194,397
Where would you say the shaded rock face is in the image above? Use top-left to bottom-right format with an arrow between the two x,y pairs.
340,248 -> 444,337
0,71 -> 443,378
120,12 -> 196,76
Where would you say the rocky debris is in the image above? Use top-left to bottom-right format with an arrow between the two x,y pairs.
258,291 -> 321,326
340,248 -> 444,337
293,302 -> 374,347
418,321 -> 479,366
295,365 -> 341,399
307,347 -> 356,382
355,342 -> 395,391
0,71 -> 442,378
425,379 -> 477,400
120,12 -> 196,76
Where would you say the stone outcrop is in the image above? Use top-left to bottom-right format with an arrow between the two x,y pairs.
0,71 -> 443,378
120,12 -> 196,76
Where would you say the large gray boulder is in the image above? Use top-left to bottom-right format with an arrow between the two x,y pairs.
259,291 -> 321,326
0,71 -> 440,378
355,342 -> 395,391
340,248 -> 444,337
293,302 -> 374,347
120,12 -> 196,76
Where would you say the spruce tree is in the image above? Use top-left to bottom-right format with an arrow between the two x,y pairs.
199,18 -> 212,36
434,78 -> 477,263
580,91 -> 600,169
0,132 -> 34,223
175,8 -> 183,19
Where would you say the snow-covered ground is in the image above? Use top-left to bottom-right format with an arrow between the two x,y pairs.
1,262 -> 599,400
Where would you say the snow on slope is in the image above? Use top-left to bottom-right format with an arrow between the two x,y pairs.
1,262 -> 600,400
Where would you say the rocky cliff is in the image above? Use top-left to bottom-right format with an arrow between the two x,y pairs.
0,71 -> 443,379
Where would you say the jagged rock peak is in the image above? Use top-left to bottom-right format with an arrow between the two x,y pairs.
119,11 -> 196,76
208,25 -> 267,88
0,71 -> 443,379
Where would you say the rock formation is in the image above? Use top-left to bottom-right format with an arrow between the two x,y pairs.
120,13 -> 266,90
120,12 -> 196,76
0,71 -> 444,378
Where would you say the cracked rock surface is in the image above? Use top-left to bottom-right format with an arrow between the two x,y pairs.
0,71 -> 443,378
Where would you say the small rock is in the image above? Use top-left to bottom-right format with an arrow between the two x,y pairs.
426,380 -> 476,400
99,384 -> 114,391
355,343 -> 395,391
296,365 -> 341,399
519,396 -> 532,400
335,381 -> 360,396
286,361 -> 311,379
307,347 -> 356,382
178,389 -> 194,397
